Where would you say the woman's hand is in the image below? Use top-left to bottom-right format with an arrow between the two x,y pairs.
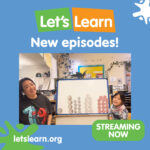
47,114 -> 52,125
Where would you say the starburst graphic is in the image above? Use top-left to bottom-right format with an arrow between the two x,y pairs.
133,0 -> 150,24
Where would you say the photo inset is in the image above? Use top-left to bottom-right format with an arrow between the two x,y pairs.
19,53 -> 131,125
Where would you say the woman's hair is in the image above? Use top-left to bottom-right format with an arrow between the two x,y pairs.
19,77 -> 35,98
113,91 -> 125,104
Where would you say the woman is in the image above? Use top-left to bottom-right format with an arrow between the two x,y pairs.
19,77 -> 52,125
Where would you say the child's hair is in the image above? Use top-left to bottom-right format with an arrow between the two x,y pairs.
19,77 -> 35,98
113,91 -> 125,104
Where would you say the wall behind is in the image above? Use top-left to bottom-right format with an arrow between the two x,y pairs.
19,65 -> 50,90
69,53 -> 131,87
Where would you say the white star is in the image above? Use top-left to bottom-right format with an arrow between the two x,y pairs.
133,0 -> 150,24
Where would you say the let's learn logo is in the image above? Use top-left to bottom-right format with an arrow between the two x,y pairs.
35,8 -> 115,32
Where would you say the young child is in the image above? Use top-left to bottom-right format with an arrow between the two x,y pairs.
109,92 -> 128,120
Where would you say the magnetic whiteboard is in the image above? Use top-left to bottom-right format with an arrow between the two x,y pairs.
57,79 -> 109,115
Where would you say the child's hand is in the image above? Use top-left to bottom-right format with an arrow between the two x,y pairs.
109,116 -> 112,120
